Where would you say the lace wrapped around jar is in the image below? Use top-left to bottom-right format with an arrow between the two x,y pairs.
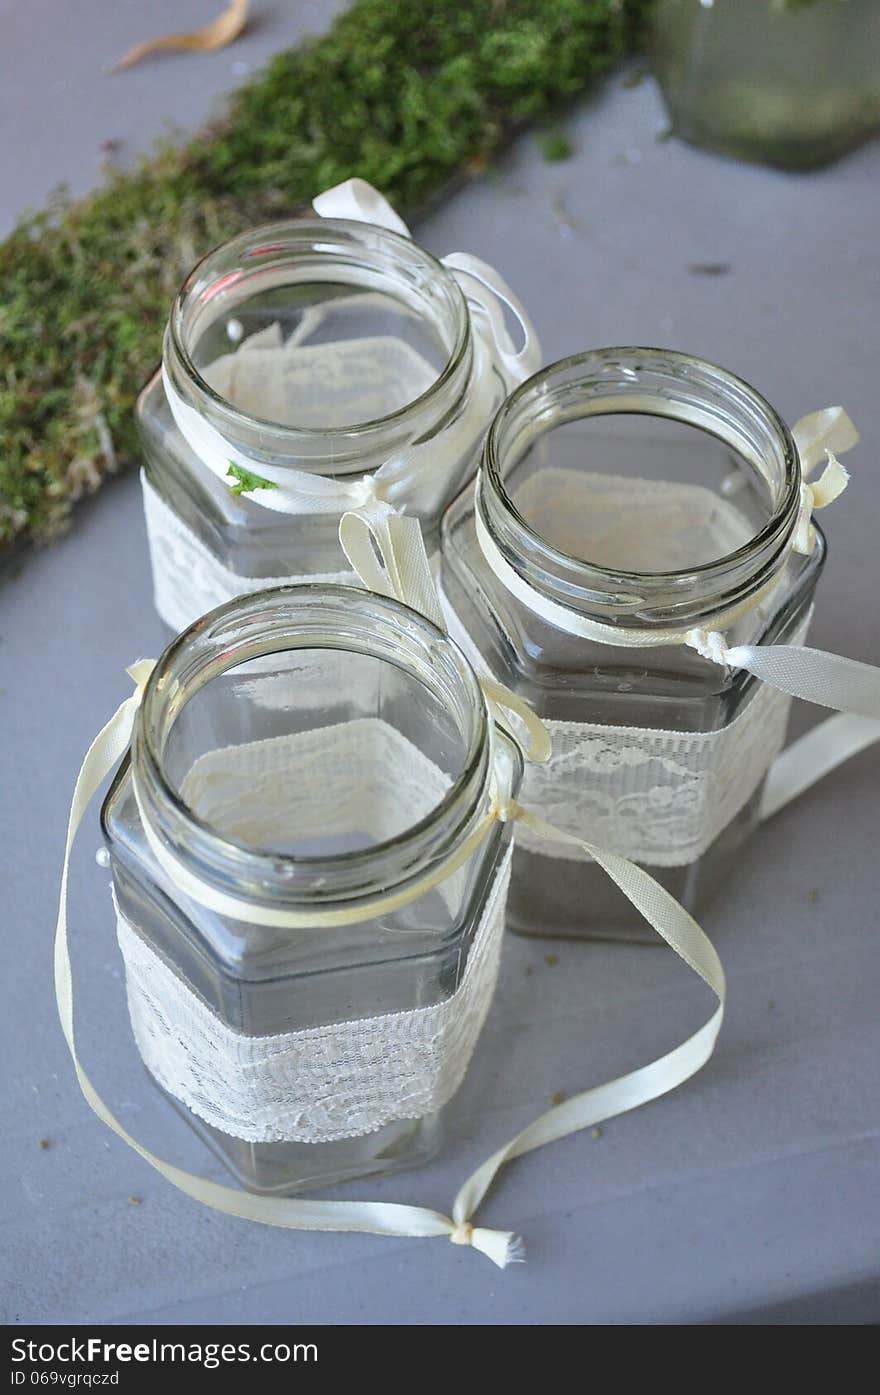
439,348 -> 879,942
98,586 -> 521,1194
137,179 -> 541,635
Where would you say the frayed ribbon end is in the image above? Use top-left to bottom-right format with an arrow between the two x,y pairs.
469,1227 -> 526,1269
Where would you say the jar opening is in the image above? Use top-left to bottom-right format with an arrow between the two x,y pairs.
166,220 -> 471,448
133,586 -> 491,907
480,348 -> 801,628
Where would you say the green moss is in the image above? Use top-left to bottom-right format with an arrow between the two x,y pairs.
0,0 -> 653,550
539,129 -> 575,161
226,464 -> 278,497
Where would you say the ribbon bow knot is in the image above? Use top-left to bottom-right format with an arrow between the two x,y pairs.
790,406 -> 859,555
349,472 -> 396,518
793,451 -> 850,555
449,1220 -> 474,1246
686,628 -> 732,666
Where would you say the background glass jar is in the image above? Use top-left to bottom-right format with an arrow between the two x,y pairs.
138,219 -> 499,633
101,586 -> 521,1194
652,0 -> 880,169
441,348 -> 822,943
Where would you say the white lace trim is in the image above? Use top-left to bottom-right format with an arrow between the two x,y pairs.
115,719 -> 509,1143
512,468 -> 754,573
116,848 -> 511,1145
177,717 -> 458,855
203,329 -> 438,430
514,680 -> 795,866
142,472 -> 357,634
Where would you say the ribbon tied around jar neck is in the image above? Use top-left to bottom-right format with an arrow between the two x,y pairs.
161,178 -> 541,538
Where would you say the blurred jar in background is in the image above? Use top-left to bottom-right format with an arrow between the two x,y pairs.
652,0 -> 880,169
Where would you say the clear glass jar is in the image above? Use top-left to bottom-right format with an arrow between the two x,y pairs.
138,219 -> 501,633
101,585 -> 521,1194
652,0 -> 880,169
441,348 -> 823,942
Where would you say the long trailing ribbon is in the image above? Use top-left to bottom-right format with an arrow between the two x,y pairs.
58,656 -> 724,1269
760,711 -> 880,820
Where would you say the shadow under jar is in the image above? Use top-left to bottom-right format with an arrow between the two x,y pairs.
101,586 -> 521,1194
440,349 -> 822,943
138,219 -> 496,634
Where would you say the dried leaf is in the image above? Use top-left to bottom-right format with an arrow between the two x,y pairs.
111,0 -> 249,72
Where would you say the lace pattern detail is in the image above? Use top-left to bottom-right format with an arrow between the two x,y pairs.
511,468 -> 754,572
203,329 -> 438,429
515,681 -> 794,866
178,718 -> 458,856
446,598 -> 798,865
442,471 -> 811,866
116,849 -> 511,1144
142,472 -> 356,634
116,719 -> 508,1143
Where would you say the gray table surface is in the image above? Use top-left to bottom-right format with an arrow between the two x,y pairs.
2,1 -> 879,1327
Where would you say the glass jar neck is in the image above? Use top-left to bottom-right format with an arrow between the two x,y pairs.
477,347 -> 802,634
163,220 -> 474,477
131,587 -> 491,913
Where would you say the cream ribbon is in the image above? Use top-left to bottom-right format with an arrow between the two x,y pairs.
163,179 -> 541,518
760,711 -> 880,820
791,407 -> 859,555
338,511 -> 551,763
470,408 -> 880,802
57,660 -> 724,1270
341,465 -> 880,807
476,496 -> 880,716
313,179 -> 541,393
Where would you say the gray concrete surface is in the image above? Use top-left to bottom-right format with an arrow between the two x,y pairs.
1,2 -> 878,1326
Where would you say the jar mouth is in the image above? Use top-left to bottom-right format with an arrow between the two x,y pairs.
479,347 -> 802,626
132,586 -> 491,909
165,219 -> 471,449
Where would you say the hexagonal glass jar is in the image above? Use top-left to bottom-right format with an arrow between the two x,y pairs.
137,219 -> 506,633
101,586 -> 521,1194
440,349 -> 824,942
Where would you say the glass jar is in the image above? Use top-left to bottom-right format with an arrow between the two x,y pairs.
652,0 -> 880,169
138,219 -> 504,634
101,585 -> 521,1194
440,348 -> 823,943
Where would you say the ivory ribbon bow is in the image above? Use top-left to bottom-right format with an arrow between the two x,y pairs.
791,406 -> 859,555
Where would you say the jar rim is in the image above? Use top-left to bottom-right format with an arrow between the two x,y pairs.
166,218 -> 472,446
132,585 -> 494,909
479,347 -> 802,625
